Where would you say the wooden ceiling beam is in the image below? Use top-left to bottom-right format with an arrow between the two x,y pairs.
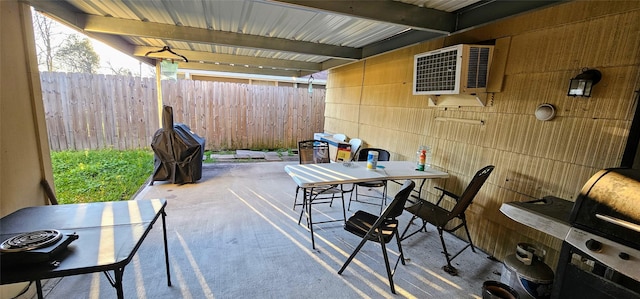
178,62 -> 312,77
134,46 -> 323,72
83,15 -> 362,60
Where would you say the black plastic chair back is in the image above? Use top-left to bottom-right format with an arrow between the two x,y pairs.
383,180 -> 415,220
449,165 -> 495,217
355,148 -> 390,162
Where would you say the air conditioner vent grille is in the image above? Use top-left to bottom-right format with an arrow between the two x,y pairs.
413,44 -> 493,96
415,50 -> 458,93
467,47 -> 491,88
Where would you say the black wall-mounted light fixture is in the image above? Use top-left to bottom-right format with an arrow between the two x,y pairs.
567,68 -> 602,97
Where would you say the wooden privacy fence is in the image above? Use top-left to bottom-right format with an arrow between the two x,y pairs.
40,72 -> 325,151
41,72 -> 158,151
161,79 -> 325,150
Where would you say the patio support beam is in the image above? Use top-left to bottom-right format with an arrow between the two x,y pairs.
321,58 -> 354,70
361,30 -> 444,58
177,62 -> 310,78
134,46 -> 323,72
270,0 -> 454,33
83,15 -> 362,60
454,1 -> 564,31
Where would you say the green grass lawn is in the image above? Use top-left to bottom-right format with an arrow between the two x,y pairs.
51,149 -> 154,204
52,148 -> 295,204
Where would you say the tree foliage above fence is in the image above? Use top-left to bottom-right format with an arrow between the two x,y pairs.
40,72 -> 325,151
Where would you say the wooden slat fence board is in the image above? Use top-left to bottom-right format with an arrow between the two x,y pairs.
40,73 -> 62,150
102,76 -> 115,148
40,72 -> 326,151
66,73 -> 81,149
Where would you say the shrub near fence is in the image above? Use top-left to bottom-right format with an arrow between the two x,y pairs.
40,72 -> 325,151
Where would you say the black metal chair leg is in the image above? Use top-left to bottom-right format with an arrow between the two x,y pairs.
395,230 -> 406,265
329,191 -> 334,208
380,238 -> 396,294
35,280 -> 44,299
340,195 -> 347,224
115,268 -> 124,299
308,194 -> 315,249
347,185 -> 356,211
293,186 -> 300,210
438,228 -> 458,275
298,188 -> 309,225
463,221 -> 476,253
378,183 -> 388,214
338,236 -> 369,274
399,215 -> 417,240
399,214 -> 428,241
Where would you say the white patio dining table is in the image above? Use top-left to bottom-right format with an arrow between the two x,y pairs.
284,161 -> 449,248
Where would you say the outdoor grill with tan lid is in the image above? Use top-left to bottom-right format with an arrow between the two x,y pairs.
500,168 -> 640,299
554,168 -> 640,298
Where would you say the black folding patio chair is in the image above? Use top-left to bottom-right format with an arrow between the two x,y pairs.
338,180 -> 415,294
400,165 -> 494,275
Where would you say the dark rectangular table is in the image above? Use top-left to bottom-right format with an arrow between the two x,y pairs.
0,198 -> 171,298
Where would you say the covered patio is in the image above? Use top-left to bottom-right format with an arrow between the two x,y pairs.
33,161 -> 501,298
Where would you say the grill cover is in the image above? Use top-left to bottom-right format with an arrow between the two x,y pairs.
151,106 -> 205,184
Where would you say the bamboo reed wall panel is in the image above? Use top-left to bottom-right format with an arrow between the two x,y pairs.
325,1 -> 640,267
363,49 -> 414,86
324,103 -> 359,122
41,72 -> 325,151
326,61 -> 365,89
325,61 -> 364,138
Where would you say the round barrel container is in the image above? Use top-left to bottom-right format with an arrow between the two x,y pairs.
500,243 -> 554,299
482,280 -> 519,299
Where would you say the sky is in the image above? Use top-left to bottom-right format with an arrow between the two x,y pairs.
90,39 -> 156,77
35,11 -> 155,77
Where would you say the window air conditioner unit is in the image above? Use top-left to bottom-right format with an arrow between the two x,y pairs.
413,44 -> 494,107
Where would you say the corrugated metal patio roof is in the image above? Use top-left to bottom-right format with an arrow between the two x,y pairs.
27,0 -> 565,78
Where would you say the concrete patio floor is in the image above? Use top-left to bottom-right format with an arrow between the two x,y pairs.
31,161 -> 504,298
